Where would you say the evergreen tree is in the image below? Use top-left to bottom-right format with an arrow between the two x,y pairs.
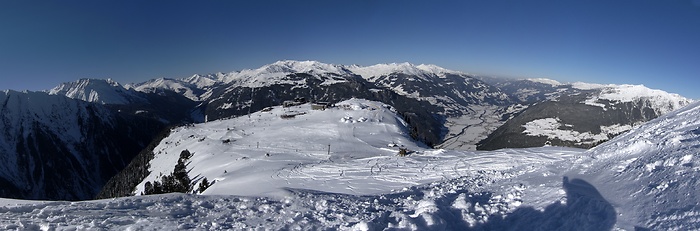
144,181 -> 153,195
152,181 -> 163,194
198,178 -> 211,194
180,149 -> 192,160
142,149 -> 194,195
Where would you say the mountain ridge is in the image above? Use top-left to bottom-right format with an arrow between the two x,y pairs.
48,78 -> 145,105
0,90 -> 167,200
47,60 -> 693,151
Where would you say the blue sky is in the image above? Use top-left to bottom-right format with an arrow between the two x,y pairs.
1,0 -> 699,99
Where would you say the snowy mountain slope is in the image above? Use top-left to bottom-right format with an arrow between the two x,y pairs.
133,60 -> 509,109
49,78 -> 146,105
125,61 -> 520,149
477,77 -> 567,104
131,60 -> 354,102
481,77 -> 691,111
131,74 -> 223,101
132,60 -> 693,152
4,99 -> 700,229
0,90 -> 166,200
50,78 -> 203,124
565,101 -> 700,230
349,62 -> 513,114
583,84 -> 689,115
127,99 -> 577,198
132,78 -> 205,101
89,99 -> 591,229
222,60 -> 354,87
194,67 -> 446,146
478,78 -> 692,150
0,155 -> 605,231
347,65 -> 516,151
94,61 -> 693,152
348,62 -> 462,82
3,99 -> 627,230
356,68 -> 517,150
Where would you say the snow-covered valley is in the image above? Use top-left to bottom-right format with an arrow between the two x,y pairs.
2,98 -> 699,230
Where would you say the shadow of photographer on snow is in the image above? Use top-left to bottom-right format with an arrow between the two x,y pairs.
475,177 -> 617,231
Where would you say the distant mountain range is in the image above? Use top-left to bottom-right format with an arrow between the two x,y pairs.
0,60 -> 691,200
475,78 -> 690,150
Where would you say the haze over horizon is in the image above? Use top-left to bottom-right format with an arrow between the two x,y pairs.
1,0 -> 699,99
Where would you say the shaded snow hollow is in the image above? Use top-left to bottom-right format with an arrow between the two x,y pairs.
1,99 -> 699,230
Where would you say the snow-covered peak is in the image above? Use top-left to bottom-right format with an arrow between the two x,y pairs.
348,62 -> 463,80
415,64 -> 457,74
582,84 -> 692,114
48,78 -> 142,105
234,60 -> 351,78
597,84 -> 685,103
263,60 -> 350,75
526,78 -> 562,86
216,60 -> 352,87
132,78 -> 202,101
133,60 -> 358,99
128,60 -> 489,103
570,82 -> 611,90
182,74 -> 221,89
49,78 -> 121,92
